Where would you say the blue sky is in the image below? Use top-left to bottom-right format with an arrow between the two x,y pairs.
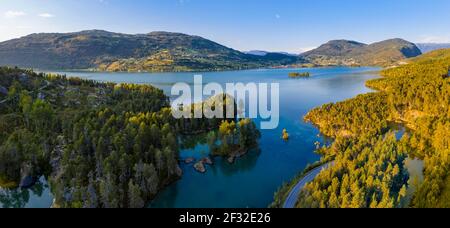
1,0 -> 450,53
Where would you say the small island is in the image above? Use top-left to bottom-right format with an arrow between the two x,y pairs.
207,119 -> 261,164
288,72 -> 311,78
282,129 -> 290,141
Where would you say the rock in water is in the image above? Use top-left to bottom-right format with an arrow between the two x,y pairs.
194,161 -> 206,173
201,157 -> 214,165
184,157 -> 195,164
176,165 -> 183,177
227,156 -> 235,164
282,129 -> 290,141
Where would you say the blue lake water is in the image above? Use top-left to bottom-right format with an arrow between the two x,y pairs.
0,177 -> 53,208
0,67 -> 380,208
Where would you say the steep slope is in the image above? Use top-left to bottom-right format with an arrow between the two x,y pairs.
302,39 -> 422,67
0,30 -> 299,72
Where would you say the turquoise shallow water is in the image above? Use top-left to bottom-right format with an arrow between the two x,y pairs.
0,67 -> 380,208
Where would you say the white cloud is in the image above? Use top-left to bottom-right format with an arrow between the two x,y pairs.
38,13 -> 55,18
4,10 -> 26,18
419,35 -> 450,43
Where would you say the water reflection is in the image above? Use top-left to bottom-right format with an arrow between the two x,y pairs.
0,177 -> 53,208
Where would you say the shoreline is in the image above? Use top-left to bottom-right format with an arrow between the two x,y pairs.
36,65 -> 382,75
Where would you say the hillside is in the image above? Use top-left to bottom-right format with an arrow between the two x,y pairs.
287,47 -> 449,209
0,30 -> 299,72
0,66 -> 260,207
302,40 -> 367,57
302,39 -> 422,67
407,48 -> 450,63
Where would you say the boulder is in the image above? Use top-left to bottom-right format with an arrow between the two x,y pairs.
201,157 -> 214,166
227,156 -> 235,164
184,157 -> 195,164
194,161 -> 206,173
176,165 -> 183,177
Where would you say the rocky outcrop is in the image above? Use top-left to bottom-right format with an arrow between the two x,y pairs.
194,161 -> 206,173
19,73 -> 30,84
0,86 -> 8,96
201,157 -> 213,166
227,156 -> 235,164
226,149 -> 248,164
184,157 -> 195,164
176,165 -> 183,177
193,157 -> 214,173
19,163 -> 35,188
50,136 -> 65,180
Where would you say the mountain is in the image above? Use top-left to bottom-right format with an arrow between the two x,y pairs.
245,50 -> 298,57
0,30 -> 300,72
416,43 -> 450,53
301,39 -> 422,66
245,50 -> 269,56
302,40 -> 367,57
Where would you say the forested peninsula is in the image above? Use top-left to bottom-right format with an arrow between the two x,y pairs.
0,67 -> 260,208
273,49 -> 450,208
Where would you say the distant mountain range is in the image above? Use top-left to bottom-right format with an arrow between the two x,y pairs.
245,50 -> 298,57
415,43 -> 450,53
0,30 -> 426,71
301,39 -> 422,67
244,50 -> 270,56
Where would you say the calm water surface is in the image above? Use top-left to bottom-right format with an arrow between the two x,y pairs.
1,67 -> 381,208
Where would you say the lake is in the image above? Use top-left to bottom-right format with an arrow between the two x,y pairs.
0,67 -> 381,208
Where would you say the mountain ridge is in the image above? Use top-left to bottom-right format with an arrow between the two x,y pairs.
0,30 -> 424,71
0,30 -> 300,72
